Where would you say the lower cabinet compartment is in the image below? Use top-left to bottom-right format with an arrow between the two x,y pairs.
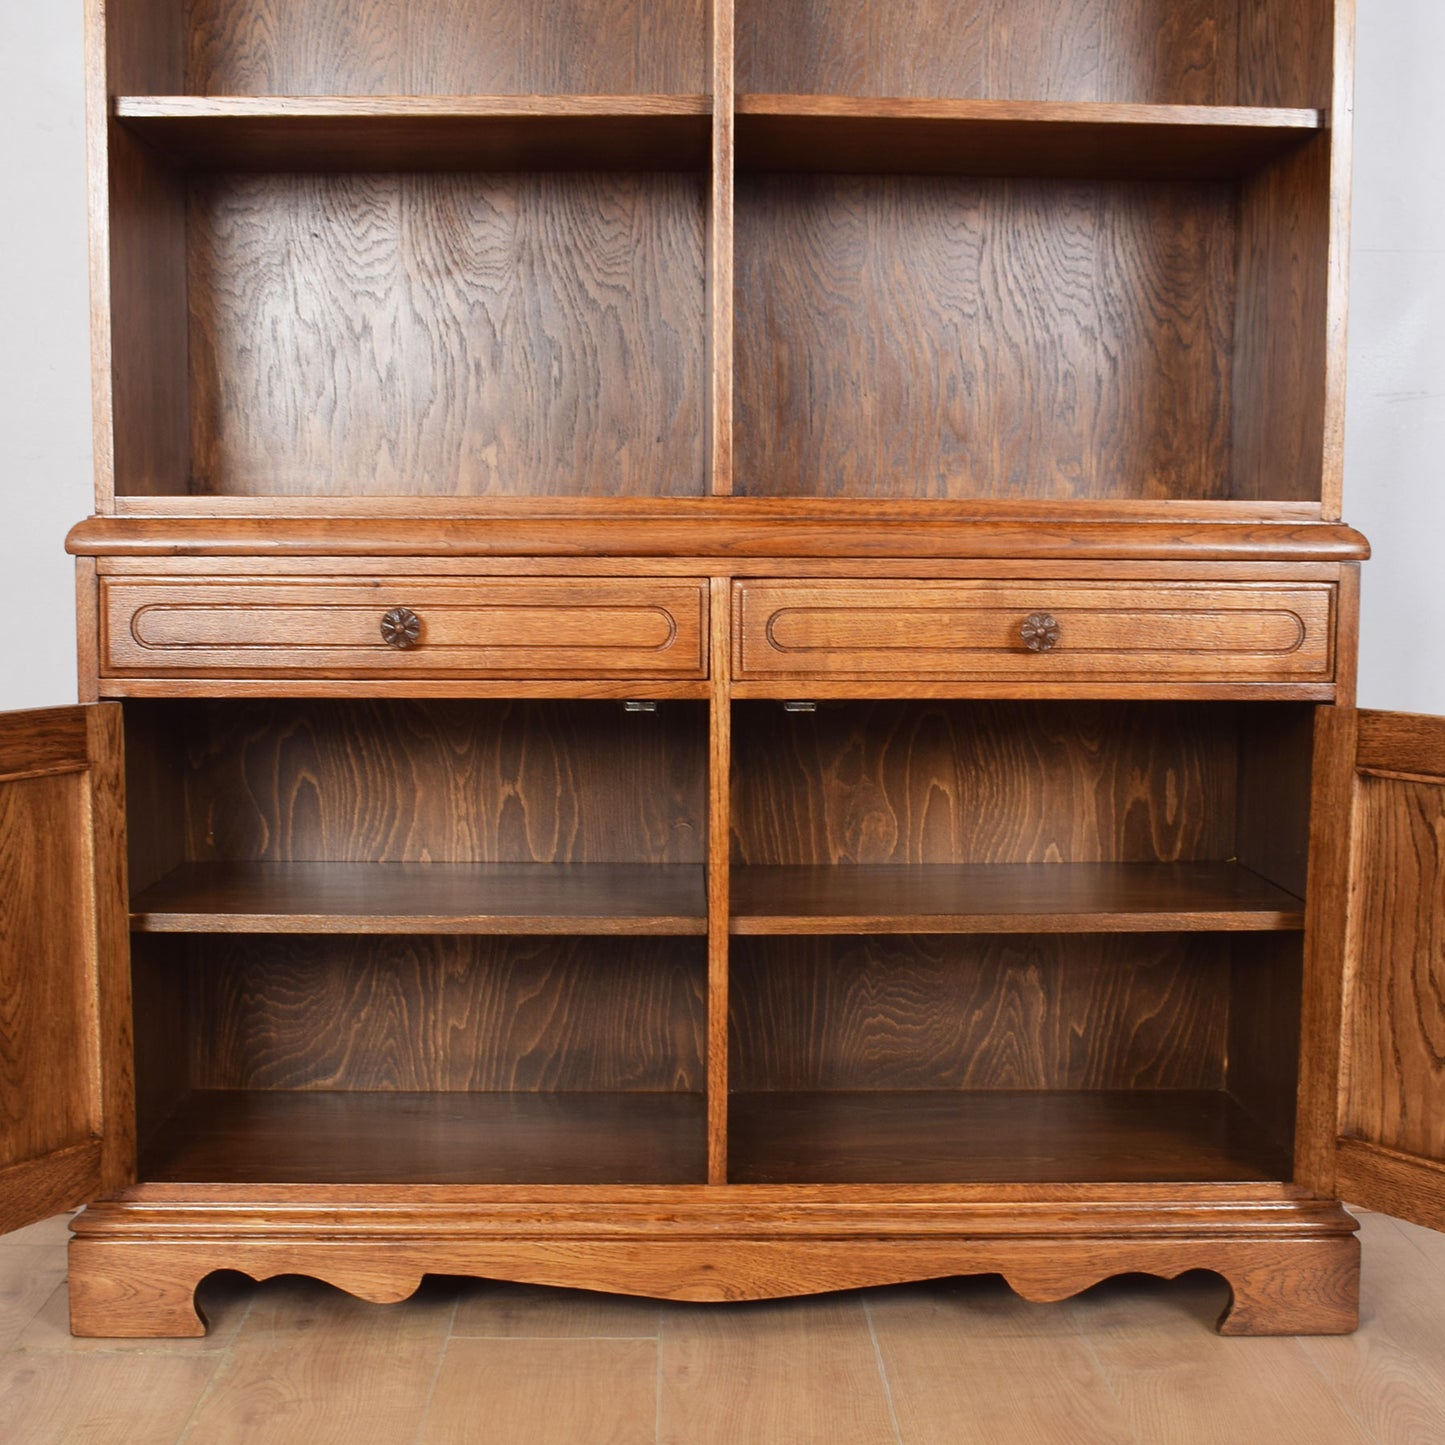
727,932 -> 1301,1185
130,933 -> 709,1186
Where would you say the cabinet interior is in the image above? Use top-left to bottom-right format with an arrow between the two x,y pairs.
109,0 -> 712,96
736,0 -> 1333,107
120,697 -> 1311,1188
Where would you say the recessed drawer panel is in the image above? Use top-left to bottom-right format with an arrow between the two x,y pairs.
101,578 -> 708,679
734,581 -> 1334,685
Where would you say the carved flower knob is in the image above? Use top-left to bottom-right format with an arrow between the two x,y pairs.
380,606 -> 422,650
1020,612 -> 1062,652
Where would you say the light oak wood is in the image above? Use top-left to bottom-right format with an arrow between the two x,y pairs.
733,579 -> 1335,684
101,577 -> 709,679
38,0 -> 1390,1347
0,708 -> 133,1237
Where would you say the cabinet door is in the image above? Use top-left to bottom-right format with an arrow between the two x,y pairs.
1299,709 -> 1445,1230
0,706 -> 133,1235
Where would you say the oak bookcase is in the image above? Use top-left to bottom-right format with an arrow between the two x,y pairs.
2,0 -> 1443,1338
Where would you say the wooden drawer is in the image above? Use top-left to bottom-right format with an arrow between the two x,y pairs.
733,580 -> 1335,686
101,578 -> 708,679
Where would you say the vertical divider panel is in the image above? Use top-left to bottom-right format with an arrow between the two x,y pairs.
707,0 -> 736,496
707,577 -> 733,1181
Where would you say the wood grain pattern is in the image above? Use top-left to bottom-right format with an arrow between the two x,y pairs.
1226,934 -> 1304,1149
187,172 -> 706,497
707,579 -> 732,1182
0,770 -> 92,1161
733,579 -> 1334,683
139,1091 -> 707,1184
706,0 -> 735,496
729,861 -> 1303,933
728,933 -> 1230,1092
127,698 -> 707,865
737,96 -> 1320,180
728,1090 -> 1291,1184
734,174 -> 1237,500
730,700 -> 1242,866
736,0 -> 1244,104
131,860 -> 708,933
69,512 -> 1373,562
1340,773 -> 1445,1164
1231,137 -> 1331,504
174,934 -> 705,1093
183,0 -> 709,96
105,129 -> 189,500
116,95 -> 713,171
102,577 -> 709,680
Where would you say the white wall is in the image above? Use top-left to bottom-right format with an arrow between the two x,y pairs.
0,4 -> 1439,713
0,3 -> 93,710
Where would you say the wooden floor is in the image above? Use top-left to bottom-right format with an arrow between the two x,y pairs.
2,1210 -> 1443,1443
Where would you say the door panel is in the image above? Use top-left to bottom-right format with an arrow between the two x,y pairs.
0,706 -> 133,1236
1299,708 -> 1445,1230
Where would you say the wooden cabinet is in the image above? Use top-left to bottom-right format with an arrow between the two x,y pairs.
5,0 -> 1445,1339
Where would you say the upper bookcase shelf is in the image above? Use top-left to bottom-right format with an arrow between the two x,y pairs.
735,97 -> 1324,180
114,96 -> 713,172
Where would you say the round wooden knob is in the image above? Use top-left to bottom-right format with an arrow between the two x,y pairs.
380,606 -> 422,650
1021,612 -> 1061,652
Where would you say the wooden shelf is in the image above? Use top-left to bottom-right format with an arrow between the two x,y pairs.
736,96 -> 1323,178
729,1090 -> 1291,1184
139,1090 -> 706,1184
729,862 -> 1304,934
131,861 -> 708,935
114,95 -> 713,171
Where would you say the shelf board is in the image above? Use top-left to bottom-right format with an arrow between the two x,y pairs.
139,1090 -> 706,1184
729,862 -> 1304,934
114,95 -> 713,171
736,96 -> 1323,178
131,861 -> 708,935
729,1090 -> 1290,1184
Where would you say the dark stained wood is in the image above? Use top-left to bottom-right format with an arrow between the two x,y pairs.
173,935 -> 705,1093
737,97 -> 1320,180
729,933 -> 1229,1093
104,128 -> 190,502
184,0 -> 709,96
732,579 -> 1335,686
115,96 -> 713,172
125,698 -> 707,866
1226,934 -> 1303,1149
186,172 -> 706,498
734,174 -> 1237,501
139,1091 -> 707,1184
736,0 -> 1246,105
728,1090 -> 1292,1184
101,577 -> 709,680
729,861 -> 1303,933
1238,0 -> 1336,109
102,0 -> 184,94
730,700 -> 1242,866
131,860 -> 707,933
0,706 -> 134,1235
1231,137 -> 1331,505
1234,700 -> 1315,897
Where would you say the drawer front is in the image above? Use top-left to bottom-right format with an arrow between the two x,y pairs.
102,578 -> 708,678
734,581 -> 1335,684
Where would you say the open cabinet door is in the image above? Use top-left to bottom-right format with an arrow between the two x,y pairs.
1299,709 -> 1445,1231
0,706 -> 133,1235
